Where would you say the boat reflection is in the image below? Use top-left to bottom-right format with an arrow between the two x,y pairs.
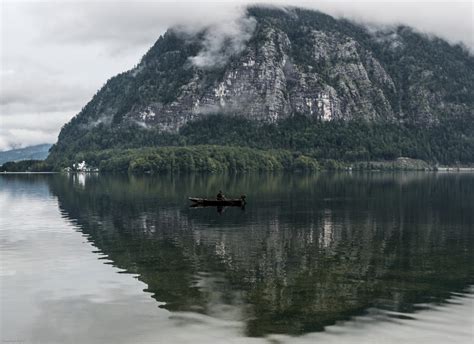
190,203 -> 246,215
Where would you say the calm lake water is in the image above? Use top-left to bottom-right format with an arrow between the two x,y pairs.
1,172 -> 473,343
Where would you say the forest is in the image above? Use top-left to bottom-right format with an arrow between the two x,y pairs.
4,113 -> 472,173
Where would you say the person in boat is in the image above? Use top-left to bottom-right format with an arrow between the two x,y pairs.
216,190 -> 225,201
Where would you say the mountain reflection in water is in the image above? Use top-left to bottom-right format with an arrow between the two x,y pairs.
47,172 -> 473,337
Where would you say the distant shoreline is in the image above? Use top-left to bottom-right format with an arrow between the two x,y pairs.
436,167 -> 474,172
2,170 -> 474,175
1,171 -> 58,174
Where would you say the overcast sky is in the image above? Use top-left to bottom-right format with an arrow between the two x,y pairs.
1,0 -> 472,151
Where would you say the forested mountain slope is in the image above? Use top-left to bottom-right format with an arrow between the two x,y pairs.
48,6 -> 474,168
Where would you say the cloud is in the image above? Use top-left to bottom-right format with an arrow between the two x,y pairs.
314,1 -> 473,50
0,52 -> 95,150
0,112 -> 75,151
1,0 -> 472,150
187,15 -> 257,68
1,67 -> 90,111
24,2 -> 252,55
18,1 -> 473,51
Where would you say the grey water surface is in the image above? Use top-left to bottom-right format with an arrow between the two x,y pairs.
1,172 -> 473,343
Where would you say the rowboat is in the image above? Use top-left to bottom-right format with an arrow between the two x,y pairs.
188,196 -> 246,207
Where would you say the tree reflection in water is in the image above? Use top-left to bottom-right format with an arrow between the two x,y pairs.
45,172 -> 473,337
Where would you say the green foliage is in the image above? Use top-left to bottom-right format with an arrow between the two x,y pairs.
320,159 -> 345,171
1,160 -> 54,172
48,113 -> 474,172
57,146 -> 322,173
293,155 -> 320,171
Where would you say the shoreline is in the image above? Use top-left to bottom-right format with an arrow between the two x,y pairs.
2,169 -> 474,175
1,171 -> 58,174
436,167 -> 474,172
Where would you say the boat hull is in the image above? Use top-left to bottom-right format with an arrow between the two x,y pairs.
188,197 -> 245,207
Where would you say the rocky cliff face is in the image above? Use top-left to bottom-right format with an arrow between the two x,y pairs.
56,6 -> 473,142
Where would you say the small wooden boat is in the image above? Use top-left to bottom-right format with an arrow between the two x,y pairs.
188,196 -> 246,207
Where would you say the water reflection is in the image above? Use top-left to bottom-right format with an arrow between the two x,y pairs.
40,173 -> 474,336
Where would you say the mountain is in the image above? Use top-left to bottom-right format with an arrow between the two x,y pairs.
48,6 -> 474,170
0,144 -> 52,165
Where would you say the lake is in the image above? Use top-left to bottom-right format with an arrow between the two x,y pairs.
1,172 -> 473,343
